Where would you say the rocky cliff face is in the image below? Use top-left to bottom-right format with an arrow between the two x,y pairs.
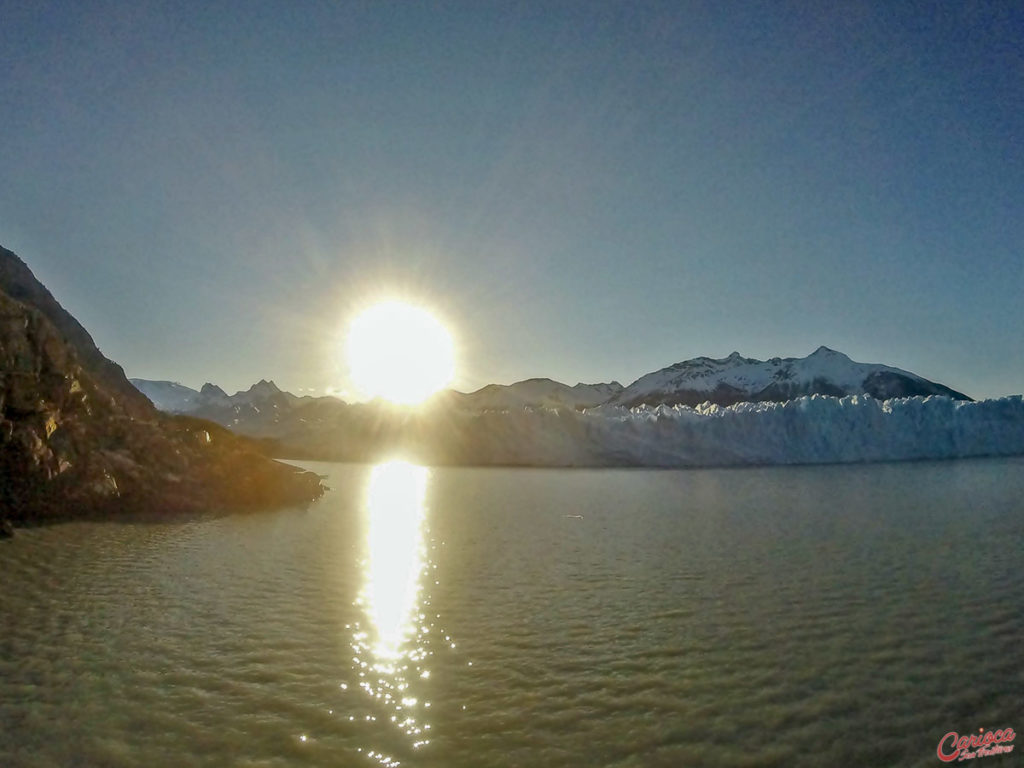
0,246 -> 323,529
0,247 -> 154,418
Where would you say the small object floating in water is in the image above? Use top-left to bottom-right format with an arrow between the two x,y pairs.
565,514 -> 583,519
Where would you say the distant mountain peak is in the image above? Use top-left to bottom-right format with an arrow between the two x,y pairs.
200,383 -> 228,397
810,345 -> 845,357
244,379 -> 281,396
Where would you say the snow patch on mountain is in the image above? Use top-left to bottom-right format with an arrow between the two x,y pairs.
129,379 -> 201,413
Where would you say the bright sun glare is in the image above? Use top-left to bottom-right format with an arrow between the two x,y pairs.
347,301 -> 455,405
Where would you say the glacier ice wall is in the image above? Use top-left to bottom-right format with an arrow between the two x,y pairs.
418,395 -> 1024,467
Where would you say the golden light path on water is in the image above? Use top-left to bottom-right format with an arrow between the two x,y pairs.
365,462 -> 429,657
346,461 -> 446,767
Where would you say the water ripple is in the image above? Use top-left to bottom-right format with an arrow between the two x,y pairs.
1,458 -> 1022,767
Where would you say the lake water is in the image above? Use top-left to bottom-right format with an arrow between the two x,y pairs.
1,457 -> 1022,768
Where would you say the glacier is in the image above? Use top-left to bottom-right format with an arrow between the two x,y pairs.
406,394 -> 1024,467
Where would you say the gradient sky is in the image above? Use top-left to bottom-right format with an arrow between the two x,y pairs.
2,1 -> 1022,399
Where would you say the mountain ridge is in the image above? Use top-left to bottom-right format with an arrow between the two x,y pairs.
132,345 -> 970,421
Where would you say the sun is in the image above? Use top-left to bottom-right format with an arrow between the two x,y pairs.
346,301 -> 456,405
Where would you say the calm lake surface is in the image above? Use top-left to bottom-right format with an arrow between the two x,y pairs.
2,457 -> 1022,768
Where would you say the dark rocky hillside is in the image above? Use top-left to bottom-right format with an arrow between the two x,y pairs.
0,246 -> 323,531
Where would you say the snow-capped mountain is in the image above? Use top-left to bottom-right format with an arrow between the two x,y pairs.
449,378 -> 624,411
132,346 -> 971,424
130,378 -> 321,435
129,379 -> 202,413
610,346 -> 970,408
131,376 -> 625,429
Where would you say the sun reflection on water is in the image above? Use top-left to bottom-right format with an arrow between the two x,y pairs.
345,460 -> 442,766
365,461 -> 429,657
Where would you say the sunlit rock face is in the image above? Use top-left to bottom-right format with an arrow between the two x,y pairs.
0,279 -> 123,516
0,245 -> 324,527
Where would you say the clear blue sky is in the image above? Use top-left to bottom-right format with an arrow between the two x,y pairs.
2,1 -> 1022,399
